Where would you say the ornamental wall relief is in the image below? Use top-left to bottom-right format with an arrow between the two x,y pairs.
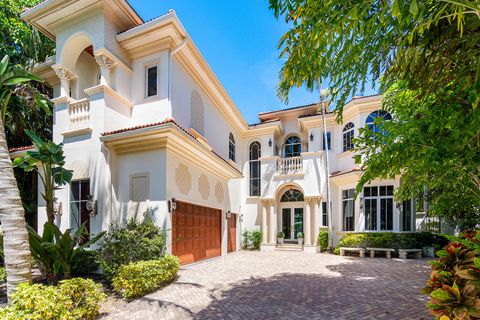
198,174 -> 210,200
175,163 -> 192,195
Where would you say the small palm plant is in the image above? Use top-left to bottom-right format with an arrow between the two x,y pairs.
0,55 -> 47,296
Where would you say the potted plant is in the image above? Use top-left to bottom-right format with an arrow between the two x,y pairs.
297,232 -> 304,245
277,231 -> 285,244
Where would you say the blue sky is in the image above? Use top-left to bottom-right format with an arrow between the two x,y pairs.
129,0 -> 375,123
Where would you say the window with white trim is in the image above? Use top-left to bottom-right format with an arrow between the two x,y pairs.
229,133 -> 236,162
249,141 -> 261,196
284,135 -> 302,157
364,186 -> 394,231
342,122 -> 354,152
342,189 -> 355,231
321,201 -> 329,226
70,179 -> 90,235
146,66 -> 158,98
322,132 -> 331,150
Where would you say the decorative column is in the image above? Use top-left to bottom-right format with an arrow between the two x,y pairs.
269,202 -> 276,244
261,202 -> 268,244
304,199 -> 311,245
313,198 -> 320,246
54,66 -> 74,97
95,53 -> 116,86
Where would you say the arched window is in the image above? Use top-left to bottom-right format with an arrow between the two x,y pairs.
280,189 -> 304,202
284,136 -> 302,158
190,90 -> 204,135
229,133 -> 236,162
366,110 -> 392,133
342,122 -> 355,152
249,142 -> 261,196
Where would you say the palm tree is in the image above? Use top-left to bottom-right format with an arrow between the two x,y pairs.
0,55 -> 44,297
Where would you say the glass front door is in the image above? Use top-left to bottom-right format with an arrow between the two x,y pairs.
281,207 -> 304,240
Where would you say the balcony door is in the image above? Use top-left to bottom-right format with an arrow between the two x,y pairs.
279,188 -> 304,241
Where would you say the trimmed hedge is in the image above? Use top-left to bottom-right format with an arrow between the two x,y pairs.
0,278 -> 105,320
337,232 -> 447,251
112,255 -> 180,300
318,228 -> 329,251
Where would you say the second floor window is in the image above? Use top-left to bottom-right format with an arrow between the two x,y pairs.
146,66 -> 158,97
342,189 -> 355,231
366,110 -> 392,135
322,132 -> 331,150
249,142 -> 261,196
229,133 -> 236,162
284,136 -> 302,157
343,122 -> 354,152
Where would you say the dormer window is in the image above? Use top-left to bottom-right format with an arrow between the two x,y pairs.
146,65 -> 158,98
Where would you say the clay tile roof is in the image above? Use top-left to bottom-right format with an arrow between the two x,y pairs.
248,118 -> 280,127
330,167 -> 363,178
8,145 -> 34,153
101,119 -> 241,175
258,102 -> 319,116
117,9 -> 174,35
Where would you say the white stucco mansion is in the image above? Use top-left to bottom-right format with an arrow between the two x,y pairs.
20,0 -> 415,264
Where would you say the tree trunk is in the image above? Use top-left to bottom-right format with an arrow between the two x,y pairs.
0,117 -> 32,297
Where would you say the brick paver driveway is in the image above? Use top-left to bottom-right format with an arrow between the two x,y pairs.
101,251 -> 432,320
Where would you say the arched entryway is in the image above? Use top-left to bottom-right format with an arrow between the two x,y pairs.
279,188 -> 304,241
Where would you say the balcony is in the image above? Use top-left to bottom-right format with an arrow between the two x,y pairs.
62,98 -> 92,137
276,156 -> 303,175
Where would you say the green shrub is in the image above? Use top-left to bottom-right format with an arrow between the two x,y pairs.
251,231 -> 262,250
0,266 -> 5,282
0,278 -> 105,320
112,255 -> 180,300
297,232 -> 304,239
97,218 -> 166,280
241,230 -> 263,250
277,231 -> 285,238
71,249 -> 99,276
422,230 -> 480,319
318,229 -> 329,252
336,232 -> 446,252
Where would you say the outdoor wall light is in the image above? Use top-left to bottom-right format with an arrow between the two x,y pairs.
226,210 -> 232,219
268,138 -> 272,147
359,196 -> 363,209
86,195 -> 97,217
168,197 -> 177,213
310,133 -> 314,141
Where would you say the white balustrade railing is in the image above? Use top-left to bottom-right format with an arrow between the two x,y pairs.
277,156 -> 303,175
68,99 -> 90,127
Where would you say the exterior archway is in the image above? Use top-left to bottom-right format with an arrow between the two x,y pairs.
59,32 -> 97,72
276,185 -> 305,241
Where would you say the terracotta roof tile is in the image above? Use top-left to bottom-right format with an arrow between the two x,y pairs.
9,145 -> 34,153
101,119 -> 242,175
330,167 -> 363,178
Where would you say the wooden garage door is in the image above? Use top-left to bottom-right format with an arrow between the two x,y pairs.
227,214 -> 237,253
172,201 -> 221,264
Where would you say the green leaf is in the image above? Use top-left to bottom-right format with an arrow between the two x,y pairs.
0,55 -> 9,76
392,0 -> 401,19
430,288 -> 452,301
409,0 -> 418,16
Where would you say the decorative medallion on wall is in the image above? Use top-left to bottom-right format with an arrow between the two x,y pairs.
198,174 -> 210,200
215,182 -> 224,204
175,164 -> 192,195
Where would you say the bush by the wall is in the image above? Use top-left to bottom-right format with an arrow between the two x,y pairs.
112,255 -> 180,300
0,266 -> 6,282
318,228 -> 329,252
0,278 -> 105,320
71,249 -> 99,276
241,230 -> 263,250
422,230 -> 480,319
97,218 -> 166,280
337,232 -> 447,251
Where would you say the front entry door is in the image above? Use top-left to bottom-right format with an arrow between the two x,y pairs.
282,207 -> 304,240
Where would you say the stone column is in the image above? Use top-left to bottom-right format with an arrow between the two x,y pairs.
54,67 -> 74,97
313,198 -> 320,246
262,202 -> 268,244
269,202 -> 276,244
304,199 -> 311,245
95,54 -> 116,86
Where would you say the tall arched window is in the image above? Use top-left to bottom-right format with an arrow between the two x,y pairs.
229,133 -> 236,162
366,110 -> 392,133
190,90 -> 204,135
249,142 -> 261,196
284,136 -> 302,158
343,122 -> 355,152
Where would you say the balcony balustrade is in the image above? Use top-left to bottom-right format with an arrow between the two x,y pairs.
276,156 -> 303,175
